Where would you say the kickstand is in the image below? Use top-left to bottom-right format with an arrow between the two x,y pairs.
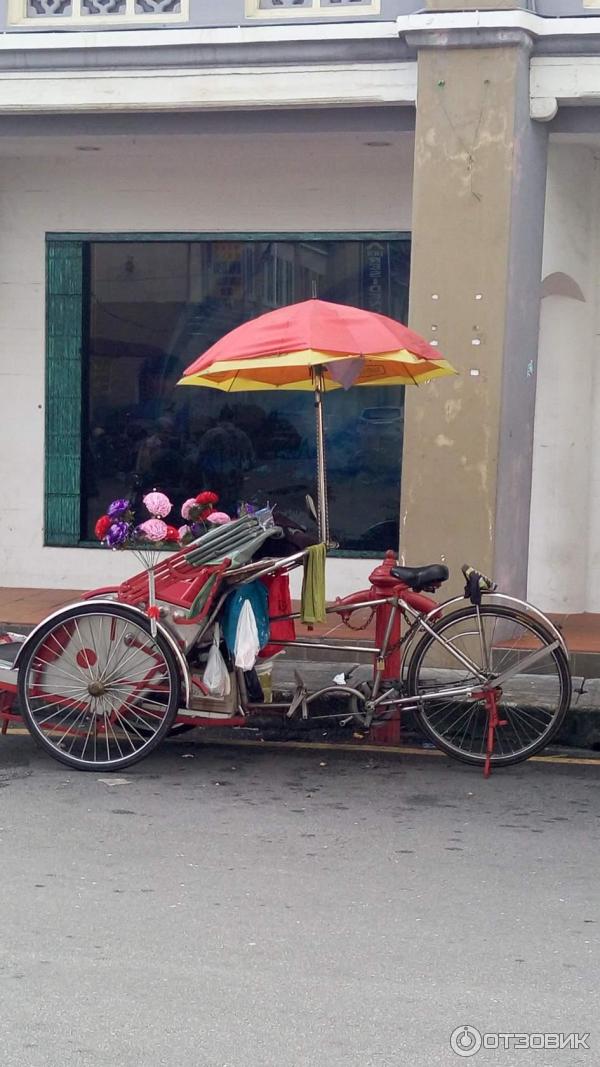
477,688 -> 507,778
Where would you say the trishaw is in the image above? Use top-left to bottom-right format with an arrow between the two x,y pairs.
0,508 -> 570,777
0,298 -> 571,774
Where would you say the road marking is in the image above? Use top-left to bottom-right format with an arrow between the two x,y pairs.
192,739 -> 600,766
4,728 -> 599,766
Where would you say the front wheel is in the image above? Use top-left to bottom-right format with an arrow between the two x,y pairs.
18,604 -> 181,771
405,604 -> 571,768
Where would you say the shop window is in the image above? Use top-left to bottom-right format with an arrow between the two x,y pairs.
45,235 -> 409,555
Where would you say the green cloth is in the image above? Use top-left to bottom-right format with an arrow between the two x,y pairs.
188,572 -> 220,619
300,543 -> 327,625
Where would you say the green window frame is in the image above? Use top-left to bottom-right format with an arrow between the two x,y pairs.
45,240 -> 87,546
45,231 -> 409,554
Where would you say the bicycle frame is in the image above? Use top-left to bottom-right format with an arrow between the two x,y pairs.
229,592 -> 561,719
171,578 -> 563,731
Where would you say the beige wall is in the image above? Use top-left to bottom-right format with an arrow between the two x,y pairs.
401,41 -> 543,596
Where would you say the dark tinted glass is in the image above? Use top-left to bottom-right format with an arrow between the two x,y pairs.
82,239 -> 409,551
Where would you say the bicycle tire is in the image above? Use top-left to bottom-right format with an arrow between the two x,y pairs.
18,603 -> 181,772
405,604 -> 571,767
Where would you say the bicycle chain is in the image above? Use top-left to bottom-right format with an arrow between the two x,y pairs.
339,608 -> 376,631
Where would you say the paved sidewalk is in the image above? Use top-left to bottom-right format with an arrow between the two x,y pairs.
0,586 -> 86,628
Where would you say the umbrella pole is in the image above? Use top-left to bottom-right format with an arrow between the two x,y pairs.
314,368 -> 329,546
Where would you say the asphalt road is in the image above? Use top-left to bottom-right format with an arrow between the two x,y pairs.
1,732 -> 599,1067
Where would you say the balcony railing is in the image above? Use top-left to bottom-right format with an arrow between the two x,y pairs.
8,0 -> 188,25
246,0 -> 380,15
8,0 -> 382,27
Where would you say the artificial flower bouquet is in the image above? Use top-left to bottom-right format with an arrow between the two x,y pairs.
95,490 -> 231,554
94,489 -> 231,633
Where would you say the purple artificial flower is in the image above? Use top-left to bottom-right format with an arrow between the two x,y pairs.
238,502 -> 256,517
106,520 -> 130,547
107,498 -> 130,519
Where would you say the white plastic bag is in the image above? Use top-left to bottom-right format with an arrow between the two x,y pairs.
203,624 -> 231,697
234,600 -> 260,670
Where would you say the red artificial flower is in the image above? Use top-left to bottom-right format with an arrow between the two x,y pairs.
195,491 -> 219,506
94,515 -> 112,541
146,606 -> 161,620
164,525 -> 180,543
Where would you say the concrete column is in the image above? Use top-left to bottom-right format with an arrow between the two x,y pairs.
528,144 -> 595,614
400,31 -> 548,598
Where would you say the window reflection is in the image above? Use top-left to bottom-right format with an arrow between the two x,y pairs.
83,238 -> 410,551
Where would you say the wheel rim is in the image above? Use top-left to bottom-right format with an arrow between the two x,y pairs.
411,608 -> 568,763
22,612 -> 175,766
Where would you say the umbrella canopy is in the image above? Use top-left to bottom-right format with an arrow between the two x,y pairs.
179,299 -> 456,545
179,298 -> 454,391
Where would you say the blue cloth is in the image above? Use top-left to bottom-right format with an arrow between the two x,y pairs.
221,581 -> 269,655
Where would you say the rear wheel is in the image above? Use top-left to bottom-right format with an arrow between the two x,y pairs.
18,604 -> 180,771
405,604 -> 571,767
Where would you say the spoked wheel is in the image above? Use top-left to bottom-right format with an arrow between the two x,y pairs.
405,605 -> 571,768
18,604 -> 181,771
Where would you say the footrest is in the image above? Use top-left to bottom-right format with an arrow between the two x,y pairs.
0,641 -> 24,670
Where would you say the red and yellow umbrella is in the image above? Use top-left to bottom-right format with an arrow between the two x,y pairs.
181,297 -> 454,391
180,299 -> 456,542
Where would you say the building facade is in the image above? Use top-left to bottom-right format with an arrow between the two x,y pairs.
0,0 -> 598,607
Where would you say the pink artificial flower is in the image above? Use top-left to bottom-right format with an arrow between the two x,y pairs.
178,524 -> 191,540
138,518 -> 167,542
143,491 -> 172,518
181,497 -> 199,521
206,511 -> 231,526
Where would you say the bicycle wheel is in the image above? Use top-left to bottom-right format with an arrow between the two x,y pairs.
18,604 -> 181,771
405,604 -> 571,767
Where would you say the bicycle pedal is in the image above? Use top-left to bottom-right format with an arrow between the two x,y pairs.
287,673 -> 308,720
